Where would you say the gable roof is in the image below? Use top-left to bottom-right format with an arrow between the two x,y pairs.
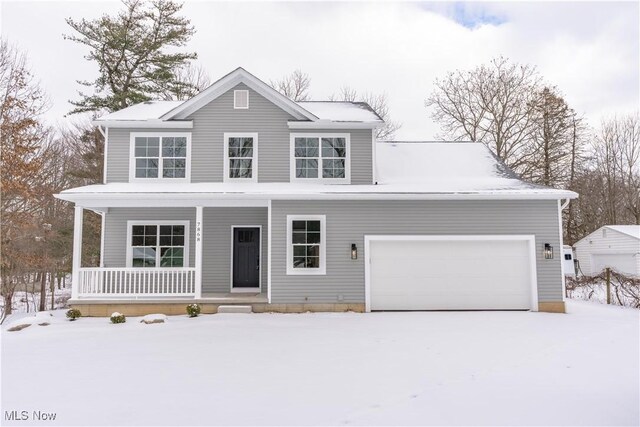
573,224 -> 640,247
160,67 -> 318,121
93,67 -> 386,127
605,225 -> 640,240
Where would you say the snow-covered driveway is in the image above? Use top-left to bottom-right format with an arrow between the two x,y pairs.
2,300 -> 638,426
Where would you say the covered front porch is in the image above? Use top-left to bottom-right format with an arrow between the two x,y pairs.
68,200 -> 270,304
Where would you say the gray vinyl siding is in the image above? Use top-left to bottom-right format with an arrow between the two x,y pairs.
270,200 -> 563,304
105,84 -> 374,184
187,83 -> 295,182
102,207 -> 267,293
202,207 -> 268,294
103,208 -> 196,267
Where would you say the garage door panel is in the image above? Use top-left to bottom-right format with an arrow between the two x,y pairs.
369,238 -> 533,311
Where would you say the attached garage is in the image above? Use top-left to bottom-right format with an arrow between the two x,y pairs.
365,235 -> 538,311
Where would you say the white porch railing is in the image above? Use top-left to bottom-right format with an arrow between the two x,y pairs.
78,267 -> 196,297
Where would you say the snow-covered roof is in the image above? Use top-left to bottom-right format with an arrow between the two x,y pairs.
376,142 -> 522,187
56,142 -> 577,205
93,68 -> 383,127
96,100 -> 384,124
605,225 -> 640,240
297,102 -> 382,123
96,101 -> 183,122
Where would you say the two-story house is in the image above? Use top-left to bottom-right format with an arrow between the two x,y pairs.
56,67 -> 577,316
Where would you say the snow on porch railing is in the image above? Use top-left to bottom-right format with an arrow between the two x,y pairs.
78,268 -> 196,297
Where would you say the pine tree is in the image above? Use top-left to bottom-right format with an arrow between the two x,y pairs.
64,0 -> 198,114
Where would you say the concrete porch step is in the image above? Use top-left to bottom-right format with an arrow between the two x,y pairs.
217,305 -> 252,314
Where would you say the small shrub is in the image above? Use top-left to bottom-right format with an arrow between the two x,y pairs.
186,303 -> 201,317
66,308 -> 82,321
110,312 -> 126,324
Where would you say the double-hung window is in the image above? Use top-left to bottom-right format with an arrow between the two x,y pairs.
291,134 -> 349,183
224,133 -> 258,182
130,133 -> 190,181
286,215 -> 326,275
127,221 -> 189,268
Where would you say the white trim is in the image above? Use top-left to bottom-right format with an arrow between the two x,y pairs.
128,132 -> 192,183
160,68 -> 318,121
363,234 -> 539,312
371,128 -> 376,184
71,206 -> 84,300
234,89 -> 249,109
125,220 -> 190,269
230,225 -> 262,293
267,200 -> 272,303
223,132 -> 258,183
103,127 -> 109,184
288,121 -> 383,130
289,133 -> 351,184
56,191 -> 578,208
92,120 -> 193,129
99,212 -> 106,267
557,200 -> 566,301
286,215 -> 326,275
195,207 -> 203,299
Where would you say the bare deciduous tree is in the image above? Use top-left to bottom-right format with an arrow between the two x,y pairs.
0,39 -> 50,319
270,69 -> 311,102
426,56 -> 541,172
331,86 -> 401,140
162,62 -> 211,100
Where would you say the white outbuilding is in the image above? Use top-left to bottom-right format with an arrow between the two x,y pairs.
574,225 -> 640,277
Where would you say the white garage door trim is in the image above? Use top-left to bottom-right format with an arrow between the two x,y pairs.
364,235 -> 539,312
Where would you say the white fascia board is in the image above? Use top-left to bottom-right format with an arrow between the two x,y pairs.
288,121 -> 384,129
91,120 -> 193,129
161,69 -> 318,122
55,190 -> 578,207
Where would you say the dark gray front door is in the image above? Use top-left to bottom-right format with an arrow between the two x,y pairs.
232,227 -> 260,289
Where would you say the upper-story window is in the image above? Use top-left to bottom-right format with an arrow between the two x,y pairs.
290,133 -> 350,183
234,90 -> 249,109
129,133 -> 191,181
224,133 -> 258,182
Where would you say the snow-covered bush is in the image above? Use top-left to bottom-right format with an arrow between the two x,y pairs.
110,312 -> 126,324
186,303 -> 201,317
66,308 -> 81,321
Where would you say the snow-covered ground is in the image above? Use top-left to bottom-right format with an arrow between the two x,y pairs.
1,285 -> 71,317
1,300 -> 638,426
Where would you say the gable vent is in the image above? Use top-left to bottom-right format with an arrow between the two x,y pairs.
234,90 -> 249,109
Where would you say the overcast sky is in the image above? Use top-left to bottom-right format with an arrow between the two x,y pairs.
1,0 -> 638,139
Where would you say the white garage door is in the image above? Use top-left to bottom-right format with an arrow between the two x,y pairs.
592,253 -> 637,276
367,237 -> 535,311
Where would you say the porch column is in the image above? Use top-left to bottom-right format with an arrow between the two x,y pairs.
195,206 -> 203,299
71,206 -> 83,300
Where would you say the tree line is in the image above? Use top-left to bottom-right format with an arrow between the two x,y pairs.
1,0 -> 637,318
426,56 -> 639,243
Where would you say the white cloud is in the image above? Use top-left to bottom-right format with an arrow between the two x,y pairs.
1,1 -> 638,139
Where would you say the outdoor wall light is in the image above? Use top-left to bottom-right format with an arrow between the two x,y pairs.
351,244 -> 358,260
544,243 -> 554,259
